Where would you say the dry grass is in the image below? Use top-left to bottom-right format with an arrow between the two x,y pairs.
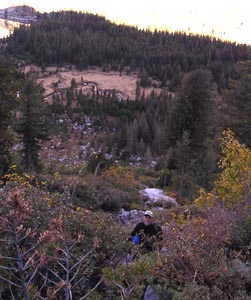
25,65 -> 161,100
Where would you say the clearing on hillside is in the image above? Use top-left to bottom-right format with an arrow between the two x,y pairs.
25,65 -> 161,101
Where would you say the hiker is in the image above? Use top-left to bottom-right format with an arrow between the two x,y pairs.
129,210 -> 162,253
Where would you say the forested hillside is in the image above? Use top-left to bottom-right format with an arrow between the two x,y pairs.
1,10 -> 251,299
4,10 -> 251,196
2,9 -> 251,202
6,11 -> 251,90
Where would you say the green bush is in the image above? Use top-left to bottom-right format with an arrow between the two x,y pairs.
172,283 -> 223,300
73,176 -> 137,212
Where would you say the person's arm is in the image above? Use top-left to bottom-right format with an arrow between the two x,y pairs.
128,222 -> 142,241
130,223 -> 141,237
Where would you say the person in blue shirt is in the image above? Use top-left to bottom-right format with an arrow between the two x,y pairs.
129,210 -> 163,252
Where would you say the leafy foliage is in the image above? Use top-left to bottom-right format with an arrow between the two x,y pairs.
0,189 -> 50,299
0,174 -> 129,299
2,11 -> 251,299
216,129 -> 251,207
156,207 -> 230,286
1,129 -> 251,298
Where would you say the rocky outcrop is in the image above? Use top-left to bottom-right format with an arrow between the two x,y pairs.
0,6 -> 37,23
117,208 -> 144,225
140,188 -> 178,208
117,188 -> 177,225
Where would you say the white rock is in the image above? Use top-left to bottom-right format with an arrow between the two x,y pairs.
139,188 -> 177,207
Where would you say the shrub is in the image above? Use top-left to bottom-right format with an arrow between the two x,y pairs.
216,129 -> 251,207
155,206 -> 231,286
172,283 -> 222,300
215,258 -> 251,300
73,175 -> 139,212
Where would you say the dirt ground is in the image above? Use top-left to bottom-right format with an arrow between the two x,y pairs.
25,65 -> 161,101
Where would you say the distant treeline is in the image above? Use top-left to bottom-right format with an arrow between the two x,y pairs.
6,11 -> 251,90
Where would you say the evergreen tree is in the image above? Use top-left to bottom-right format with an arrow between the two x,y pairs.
7,10 -> 250,89
140,68 -> 150,87
0,57 -> 19,178
170,69 -> 214,152
168,69 -> 217,197
172,131 -> 194,196
138,111 -> 151,144
221,60 -> 251,147
126,120 -> 139,156
136,80 -> 141,100
16,78 -> 50,173
151,124 -> 166,156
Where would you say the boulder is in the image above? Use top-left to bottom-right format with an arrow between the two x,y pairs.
139,188 -> 178,208
144,284 -> 172,300
143,285 -> 159,300
117,208 -> 144,225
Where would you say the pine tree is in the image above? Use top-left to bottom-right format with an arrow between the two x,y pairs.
172,131 -> 194,196
0,57 -> 19,178
126,120 -> 139,156
151,124 -> 165,156
170,69 -> 214,152
16,78 -> 50,173
138,111 -> 151,144
169,69 -> 216,196
221,61 -> 251,147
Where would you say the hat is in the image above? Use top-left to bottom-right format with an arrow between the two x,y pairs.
144,210 -> 153,218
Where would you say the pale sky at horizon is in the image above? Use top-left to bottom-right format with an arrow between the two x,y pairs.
1,0 -> 250,45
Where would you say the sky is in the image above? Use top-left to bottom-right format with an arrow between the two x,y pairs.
1,0 -> 250,45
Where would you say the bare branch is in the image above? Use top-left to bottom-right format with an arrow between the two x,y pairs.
0,276 -> 21,288
78,277 -> 104,300
70,248 -> 93,273
70,249 -> 94,284
46,267 -> 62,282
0,265 -> 19,272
